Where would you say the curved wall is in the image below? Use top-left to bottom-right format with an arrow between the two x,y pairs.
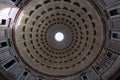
0,0 -> 120,80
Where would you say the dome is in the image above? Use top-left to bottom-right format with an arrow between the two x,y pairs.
13,0 -> 105,77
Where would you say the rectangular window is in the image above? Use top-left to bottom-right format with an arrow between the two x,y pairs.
113,33 -> 118,38
113,33 -> 120,39
11,0 -> 16,2
110,8 -> 120,16
19,71 -> 29,80
83,75 -> 88,80
0,19 -> 6,25
107,52 -> 112,58
0,42 -> 7,48
23,71 -> 28,76
3,59 -> 16,69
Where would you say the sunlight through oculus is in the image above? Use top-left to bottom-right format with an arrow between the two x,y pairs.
55,32 -> 64,42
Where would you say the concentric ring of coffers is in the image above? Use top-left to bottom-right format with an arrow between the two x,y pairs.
14,0 -> 105,76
